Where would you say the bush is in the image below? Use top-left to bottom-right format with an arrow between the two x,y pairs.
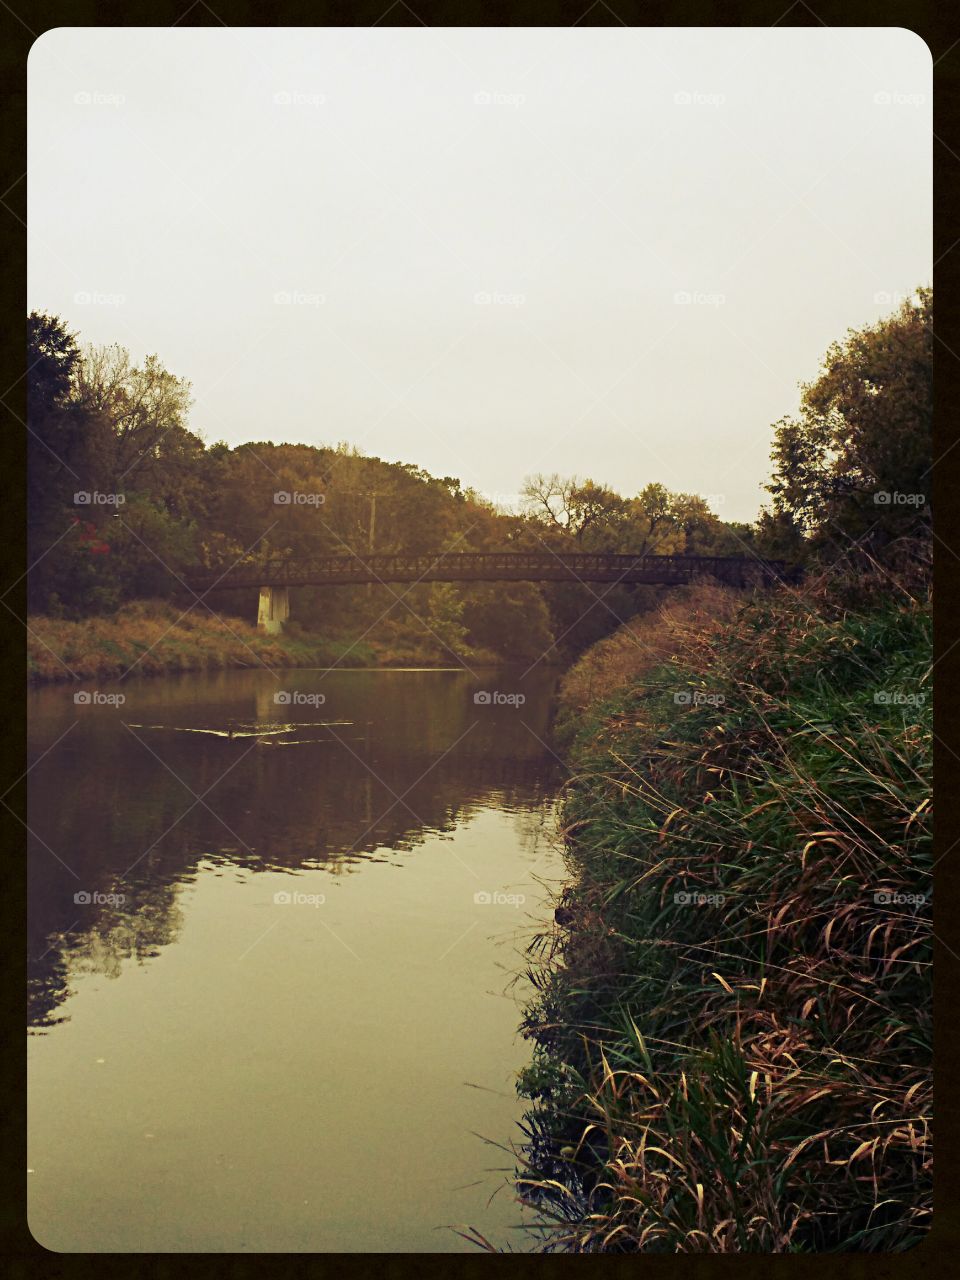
519,570 -> 931,1252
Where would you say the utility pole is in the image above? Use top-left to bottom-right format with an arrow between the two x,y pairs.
341,488 -> 383,600
366,492 -> 376,598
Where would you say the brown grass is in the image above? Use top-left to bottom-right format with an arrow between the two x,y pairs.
26,600 -> 366,683
518,568 -> 932,1252
557,579 -> 745,718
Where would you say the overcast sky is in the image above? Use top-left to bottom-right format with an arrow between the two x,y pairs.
28,26 -> 931,522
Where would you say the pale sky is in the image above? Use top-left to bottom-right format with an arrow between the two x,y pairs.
28,26 -> 931,522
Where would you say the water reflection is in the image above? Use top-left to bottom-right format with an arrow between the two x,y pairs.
28,668 -> 561,1033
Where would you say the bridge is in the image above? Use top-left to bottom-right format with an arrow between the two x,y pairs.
184,552 -> 797,633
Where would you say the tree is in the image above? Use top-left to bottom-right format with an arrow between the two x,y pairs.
425,582 -> 468,654
27,313 -> 88,611
622,484 -> 732,555
28,312 -> 79,411
766,288 -> 932,552
521,473 -> 629,545
754,508 -> 806,561
461,582 -> 555,661
73,343 -> 195,483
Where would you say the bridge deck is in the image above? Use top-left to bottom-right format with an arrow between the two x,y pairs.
185,551 -> 796,592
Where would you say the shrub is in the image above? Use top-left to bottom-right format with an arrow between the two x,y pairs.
519,570 -> 931,1252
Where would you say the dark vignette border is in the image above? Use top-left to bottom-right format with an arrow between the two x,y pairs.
0,3 -> 954,1277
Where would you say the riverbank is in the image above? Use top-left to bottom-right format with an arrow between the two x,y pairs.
26,600 -> 491,684
518,572 -> 932,1252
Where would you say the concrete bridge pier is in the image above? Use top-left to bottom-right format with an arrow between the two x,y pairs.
257,585 -> 290,634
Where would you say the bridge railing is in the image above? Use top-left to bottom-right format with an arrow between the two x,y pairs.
183,551 -> 797,592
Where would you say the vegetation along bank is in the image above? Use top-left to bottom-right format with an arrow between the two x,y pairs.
515,292 -> 932,1253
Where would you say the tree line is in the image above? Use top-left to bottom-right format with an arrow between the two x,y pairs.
26,288 -> 930,660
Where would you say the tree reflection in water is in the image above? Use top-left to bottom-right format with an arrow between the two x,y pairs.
28,667 -> 562,1031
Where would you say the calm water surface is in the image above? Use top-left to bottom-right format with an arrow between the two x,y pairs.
27,667 -> 564,1252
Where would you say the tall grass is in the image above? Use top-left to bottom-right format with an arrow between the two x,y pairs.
555,580 -> 745,728
518,570 -> 931,1252
27,601 -> 373,682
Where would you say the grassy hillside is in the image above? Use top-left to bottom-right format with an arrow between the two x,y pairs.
26,601 -> 376,683
26,599 -> 511,683
518,571 -> 931,1252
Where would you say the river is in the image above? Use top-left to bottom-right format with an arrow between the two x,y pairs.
27,666 -> 564,1252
